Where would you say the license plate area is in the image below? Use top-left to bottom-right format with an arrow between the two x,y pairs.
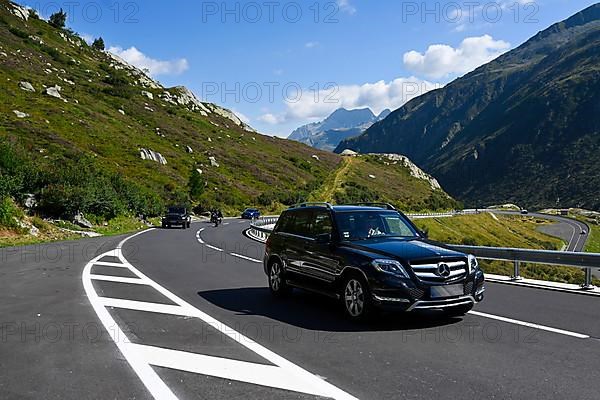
430,284 -> 463,298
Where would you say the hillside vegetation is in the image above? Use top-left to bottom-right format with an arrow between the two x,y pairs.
0,0 -> 458,243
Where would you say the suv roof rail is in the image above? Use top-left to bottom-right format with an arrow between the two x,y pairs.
341,202 -> 397,210
291,202 -> 333,209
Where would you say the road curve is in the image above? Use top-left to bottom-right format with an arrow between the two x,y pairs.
492,210 -> 590,252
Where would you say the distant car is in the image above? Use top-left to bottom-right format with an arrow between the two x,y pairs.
581,229 -> 587,235
521,209 -> 529,214
241,208 -> 260,219
162,206 -> 191,229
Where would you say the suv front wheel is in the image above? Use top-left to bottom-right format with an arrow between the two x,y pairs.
268,260 -> 291,297
342,276 -> 371,320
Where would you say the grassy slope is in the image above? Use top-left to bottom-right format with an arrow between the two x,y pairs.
584,224 -> 600,253
311,155 -> 461,211
414,213 -> 598,285
0,1 -> 456,217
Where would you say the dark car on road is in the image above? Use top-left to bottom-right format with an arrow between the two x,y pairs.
263,203 -> 485,320
162,206 -> 192,229
241,208 -> 261,219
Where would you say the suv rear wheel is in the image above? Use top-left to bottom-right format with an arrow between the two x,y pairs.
342,276 -> 371,320
268,260 -> 291,297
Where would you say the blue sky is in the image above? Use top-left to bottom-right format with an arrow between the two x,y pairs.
21,0 -> 598,136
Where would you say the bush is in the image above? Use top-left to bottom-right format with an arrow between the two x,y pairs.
8,26 -> 29,39
49,9 -> 67,29
188,169 -> 205,200
334,182 -> 380,205
0,197 -> 22,229
92,37 -> 105,50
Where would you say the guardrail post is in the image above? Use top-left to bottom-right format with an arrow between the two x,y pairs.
582,268 -> 595,290
511,260 -> 522,281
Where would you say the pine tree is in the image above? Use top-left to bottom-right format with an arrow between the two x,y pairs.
92,37 -> 105,50
48,9 -> 67,29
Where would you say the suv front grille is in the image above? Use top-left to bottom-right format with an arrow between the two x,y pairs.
464,282 -> 474,295
409,287 -> 425,300
410,259 -> 468,283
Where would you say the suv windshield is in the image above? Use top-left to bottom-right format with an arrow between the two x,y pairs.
168,207 -> 185,214
336,210 -> 418,241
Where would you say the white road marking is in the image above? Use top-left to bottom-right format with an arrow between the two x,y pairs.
93,261 -> 129,268
469,311 -> 590,339
196,228 -> 205,244
83,229 -> 358,400
205,244 -> 223,252
230,253 -> 262,263
89,275 -> 148,285
126,343 -> 348,396
100,297 -> 193,316
223,222 -> 230,226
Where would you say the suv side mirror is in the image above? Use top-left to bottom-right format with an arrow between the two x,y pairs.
315,233 -> 332,244
419,230 -> 428,239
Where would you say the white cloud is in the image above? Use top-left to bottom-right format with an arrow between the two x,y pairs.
337,0 -> 356,15
108,46 -> 189,77
260,77 -> 440,125
403,35 -> 510,80
305,41 -> 320,49
258,113 -> 284,125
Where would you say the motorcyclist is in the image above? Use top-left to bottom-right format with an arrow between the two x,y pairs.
211,209 -> 223,226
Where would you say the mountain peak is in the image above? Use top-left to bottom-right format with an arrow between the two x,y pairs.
288,107 -> 390,151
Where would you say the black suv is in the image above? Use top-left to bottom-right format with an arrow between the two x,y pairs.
162,206 -> 192,229
263,203 -> 485,320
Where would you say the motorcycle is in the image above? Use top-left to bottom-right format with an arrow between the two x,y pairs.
210,212 -> 222,227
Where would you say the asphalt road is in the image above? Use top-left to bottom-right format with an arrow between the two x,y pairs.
492,210 -> 590,251
2,220 -> 599,400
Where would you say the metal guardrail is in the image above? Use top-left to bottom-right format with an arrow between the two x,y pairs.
249,217 -> 599,290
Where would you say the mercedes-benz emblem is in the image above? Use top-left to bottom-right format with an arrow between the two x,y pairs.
437,262 -> 451,278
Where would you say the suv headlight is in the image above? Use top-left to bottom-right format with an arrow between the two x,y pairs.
372,259 -> 409,278
468,254 -> 479,274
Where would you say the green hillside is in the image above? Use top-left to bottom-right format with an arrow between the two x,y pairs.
0,0 -> 458,242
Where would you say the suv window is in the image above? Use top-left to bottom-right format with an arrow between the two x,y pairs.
290,210 -> 313,237
336,211 -> 417,240
275,212 -> 294,233
312,210 -> 333,236
276,209 -> 314,237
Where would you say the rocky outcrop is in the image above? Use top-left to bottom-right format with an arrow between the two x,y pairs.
204,103 -> 256,132
374,154 -> 443,191
141,90 -> 154,100
166,86 -> 211,116
19,81 -> 35,92
209,156 -> 219,167
10,3 -> 30,21
73,212 -> 93,229
45,85 -> 63,99
140,148 -> 167,165
13,110 -> 29,118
